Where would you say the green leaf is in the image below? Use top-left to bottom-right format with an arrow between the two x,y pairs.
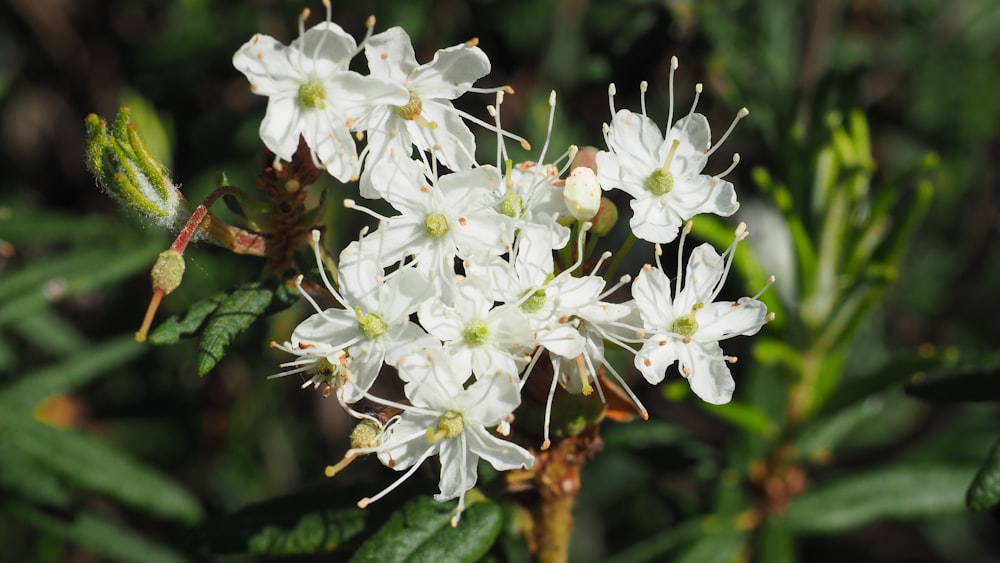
4,501 -> 186,563
0,441 -> 72,508
148,292 -> 226,345
820,350 -> 953,414
204,489 -> 367,555
8,307 -> 90,356
0,335 -> 144,410
351,495 -> 503,563
671,518 -> 746,563
196,280 -> 278,375
787,465 -> 972,533
0,205 -> 121,244
905,370 -> 1000,404
703,401 -> 778,438
967,440 -> 1000,511
0,240 -> 163,327
602,518 -> 704,563
0,410 -> 203,524
794,399 -> 883,463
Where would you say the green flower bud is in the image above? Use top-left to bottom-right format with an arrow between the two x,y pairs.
85,108 -> 181,228
151,249 -> 185,294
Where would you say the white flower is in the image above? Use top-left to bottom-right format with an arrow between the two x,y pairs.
232,11 -> 408,182
353,348 -> 534,524
632,224 -> 771,404
288,235 -> 435,403
417,274 -> 531,380
358,27 -> 495,197
356,158 -> 514,295
596,61 -> 747,243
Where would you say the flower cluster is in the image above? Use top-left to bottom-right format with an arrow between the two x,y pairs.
244,4 -> 773,523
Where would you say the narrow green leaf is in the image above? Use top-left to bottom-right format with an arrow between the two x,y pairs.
205,489 -> 367,554
0,442 -> 72,508
351,495 -> 503,563
8,307 -> 90,355
967,440 -> 1000,511
794,399 -> 883,463
148,292 -> 226,345
602,518 -> 704,563
905,370 -> 1000,404
0,410 -> 203,524
787,465 -> 972,533
4,501 -> 186,563
671,518 -> 746,563
820,350 -> 953,414
0,206 -> 119,244
0,335 -> 144,410
703,401 -> 778,438
0,240 -> 163,327
196,281 -> 276,375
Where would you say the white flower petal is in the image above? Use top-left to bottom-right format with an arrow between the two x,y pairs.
435,435 -> 478,501
696,298 -> 768,341
410,43 -> 491,100
365,27 -> 419,83
679,341 -> 735,404
632,267 -> 675,330
466,426 -> 535,471
634,337 -> 678,385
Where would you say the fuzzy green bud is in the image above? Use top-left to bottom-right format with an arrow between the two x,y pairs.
151,249 -> 185,294
85,108 -> 181,228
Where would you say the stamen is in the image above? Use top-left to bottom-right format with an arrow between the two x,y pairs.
535,91 -> 558,167
607,83 -> 617,116
357,446 -> 437,508
310,230 -> 349,309
715,153 -> 740,179
599,274 -> 631,300
600,356 -> 649,420
639,80 -> 649,117
541,365 -> 560,450
706,107 -> 749,157
667,57 -> 677,127
589,251 -> 613,276
344,199 -> 391,222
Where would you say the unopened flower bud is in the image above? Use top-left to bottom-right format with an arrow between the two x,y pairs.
590,197 -> 618,236
563,167 -> 601,221
85,108 -> 181,229
150,249 -> 185,294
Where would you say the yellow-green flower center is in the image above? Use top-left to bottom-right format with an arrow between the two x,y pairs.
393,90 -> 423,120
297,80 -> 327,110
462,319 -> 490,347
671,303 -> 703,338
427,410 -> 464,443
499,191 -> 524,218
424,212 -> 451,238
520,288 -> 547,314
646,168 -> 674,196
357,311 -> 388,340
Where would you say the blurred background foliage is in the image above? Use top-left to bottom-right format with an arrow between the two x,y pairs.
1,0 -> 999,561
